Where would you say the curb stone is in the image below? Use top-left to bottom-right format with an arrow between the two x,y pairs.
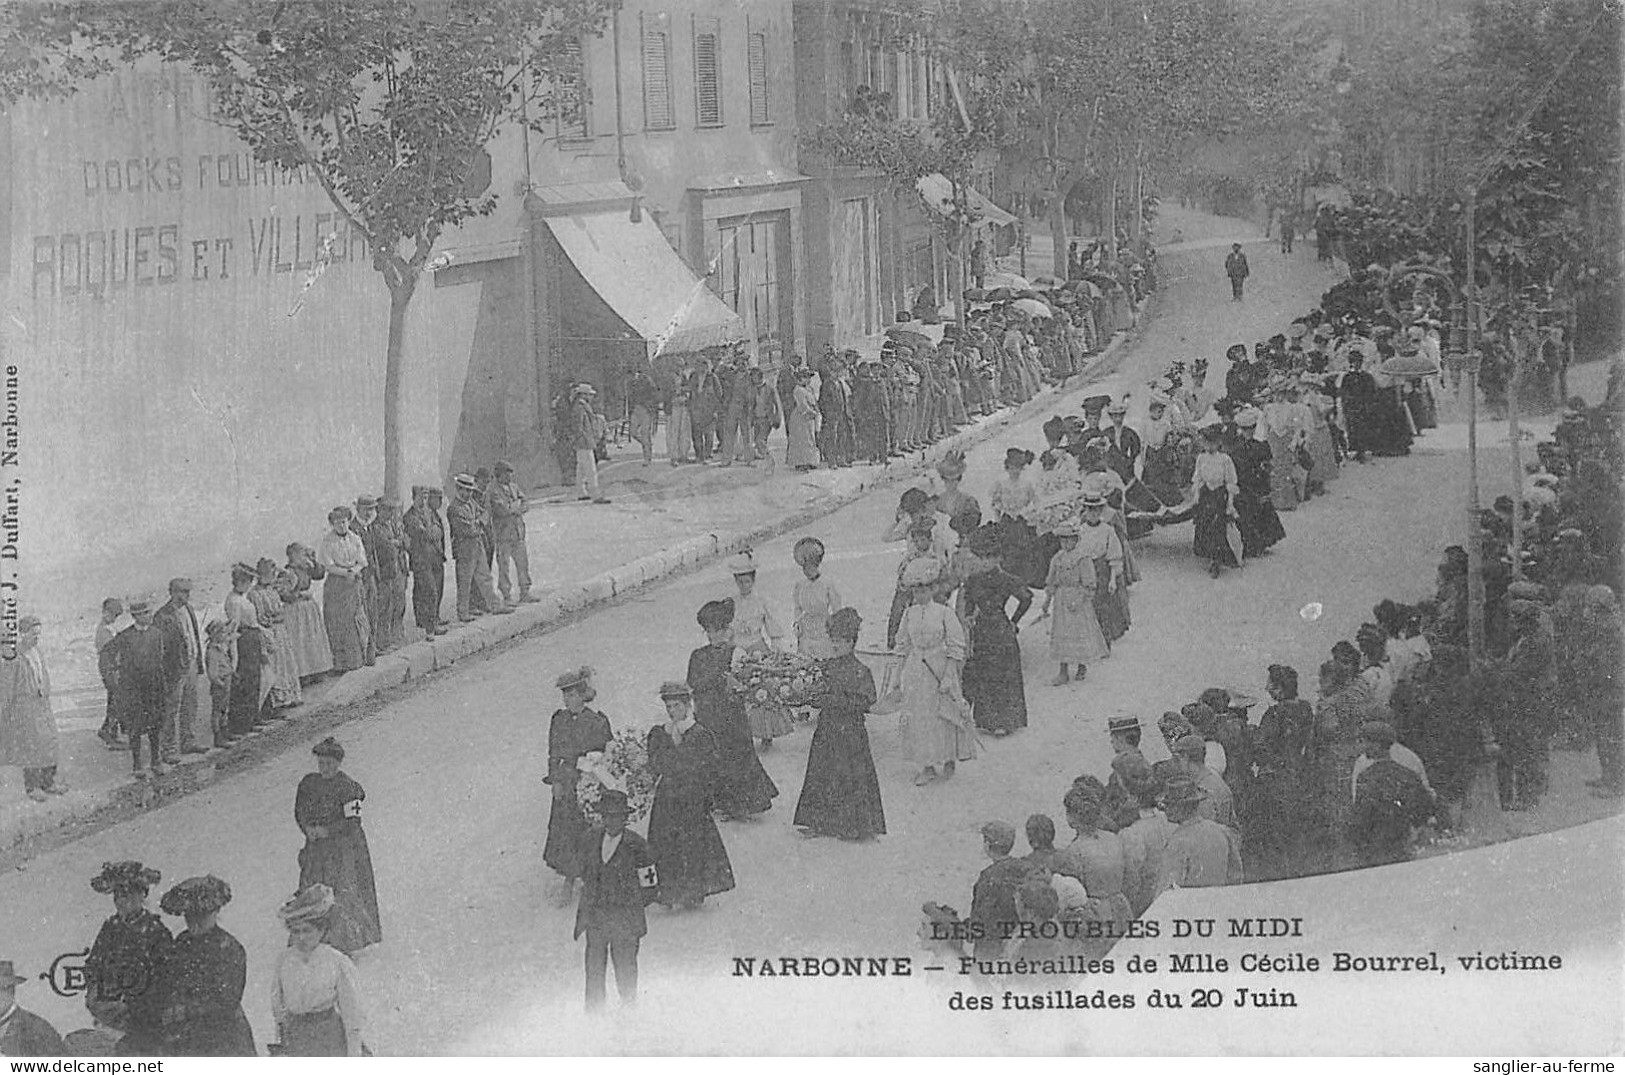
1,322 -> 1144,857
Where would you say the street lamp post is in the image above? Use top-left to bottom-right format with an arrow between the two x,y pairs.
1383,255 -> 1484,669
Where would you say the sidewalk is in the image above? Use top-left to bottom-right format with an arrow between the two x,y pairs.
1,320 -> 1149,854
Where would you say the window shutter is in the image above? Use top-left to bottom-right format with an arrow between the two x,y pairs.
557,38 -> 588,139
643,23 -> 672,129
694,20 -> 722,127
748,32 -> 769,124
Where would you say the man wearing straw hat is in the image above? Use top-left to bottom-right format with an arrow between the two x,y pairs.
1154,776 -> 1244,893
570,383 -> 612,503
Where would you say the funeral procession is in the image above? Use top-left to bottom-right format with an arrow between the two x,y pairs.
0,0 -> 1620,1060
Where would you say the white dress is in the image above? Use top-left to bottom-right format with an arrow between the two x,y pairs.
896,602 -> 976,768
270,943 -> 368,1056
731,590 -> 793,738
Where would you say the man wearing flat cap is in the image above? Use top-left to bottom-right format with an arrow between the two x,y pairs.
0,960 -> 62,1056
1348,723 -> 1434,867
155,577 -> 208,759
1,615 -> 66,801
350,497 -> 381,667
449,474 -> 508,622
369,494 -> 410,652
108,599 -> 174,776
403,486 -> 448,636
486,461 -> 536,606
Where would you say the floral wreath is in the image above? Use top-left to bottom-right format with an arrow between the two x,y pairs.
575,730 -> 657,826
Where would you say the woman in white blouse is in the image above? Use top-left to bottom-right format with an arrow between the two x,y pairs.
271,885 -> 369,1057
1165,426 -> 1242,578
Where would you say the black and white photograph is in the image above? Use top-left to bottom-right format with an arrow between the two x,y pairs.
0,0 -> 1621,1058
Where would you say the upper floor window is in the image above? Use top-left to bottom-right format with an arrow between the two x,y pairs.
552,38 -> 590,140
642,16 -> 674,130
748,30 -> 771,125
694,17 -> 723,127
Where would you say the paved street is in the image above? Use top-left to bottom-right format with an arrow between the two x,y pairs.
2,208 -> 1613,1054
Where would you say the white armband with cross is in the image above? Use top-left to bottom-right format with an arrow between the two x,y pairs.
637,863 -> 659,889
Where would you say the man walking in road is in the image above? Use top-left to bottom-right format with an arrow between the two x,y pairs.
404,485 -> 448,636
487,461 -> 537,605
1224,243 -> 1250,302
153,579 -> 208,759
449,473 -> 509,622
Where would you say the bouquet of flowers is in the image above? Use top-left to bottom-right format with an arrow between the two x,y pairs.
728,650 -> 827,709
575,730 -> 657,826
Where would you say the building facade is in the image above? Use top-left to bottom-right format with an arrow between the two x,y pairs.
1,0 -> 803,610
793,0 -> 978,358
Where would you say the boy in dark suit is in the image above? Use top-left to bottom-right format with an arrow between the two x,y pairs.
574,790 -> 660,1010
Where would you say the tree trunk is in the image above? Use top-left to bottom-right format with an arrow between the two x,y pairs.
1130,158 -> 1143,248
1049,187 -> 1069,279
383,272 -> 418,502
1105,174 -> 1117,258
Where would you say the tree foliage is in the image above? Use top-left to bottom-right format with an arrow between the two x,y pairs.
3,0 -> 612,492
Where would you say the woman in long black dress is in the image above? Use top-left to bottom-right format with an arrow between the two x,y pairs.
86,861 -> 172,1043
794,608 -> 886,839
149,876 -> 256,1056
1163,425 -> 1242,577
543,668 -> 612,905
294,737 -> 382,952
688,599 -> 778,818
1250,665 -> 1317,881
1230,409 -> 1285,557
1339,353 -> 1382,462
961,525 -> 1033,737
646,680 -> 736,909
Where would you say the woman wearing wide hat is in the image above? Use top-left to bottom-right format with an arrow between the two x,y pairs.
959,524 -> 1033,738
295,737 -> 382,951
1039,521 -> 1109,686
84,861 -> 172,1041
932,449 -> 980,525
544,668 -> 613,904
724,551 -> 794,748
687,600 -> 778,818
646,681 -> 736,909
147,876 -> 256,1056
270,885 -> 370,1056
896,559 -> 977,784
794,608 -> 886,839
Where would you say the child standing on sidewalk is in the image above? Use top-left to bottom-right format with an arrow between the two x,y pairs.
94,598 -> 124,749
205,620 -> 236,749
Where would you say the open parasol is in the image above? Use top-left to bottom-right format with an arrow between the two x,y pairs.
984,271 -> 1033,291
1012,298 -> 1053,318
1378,352 -> 1441,378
